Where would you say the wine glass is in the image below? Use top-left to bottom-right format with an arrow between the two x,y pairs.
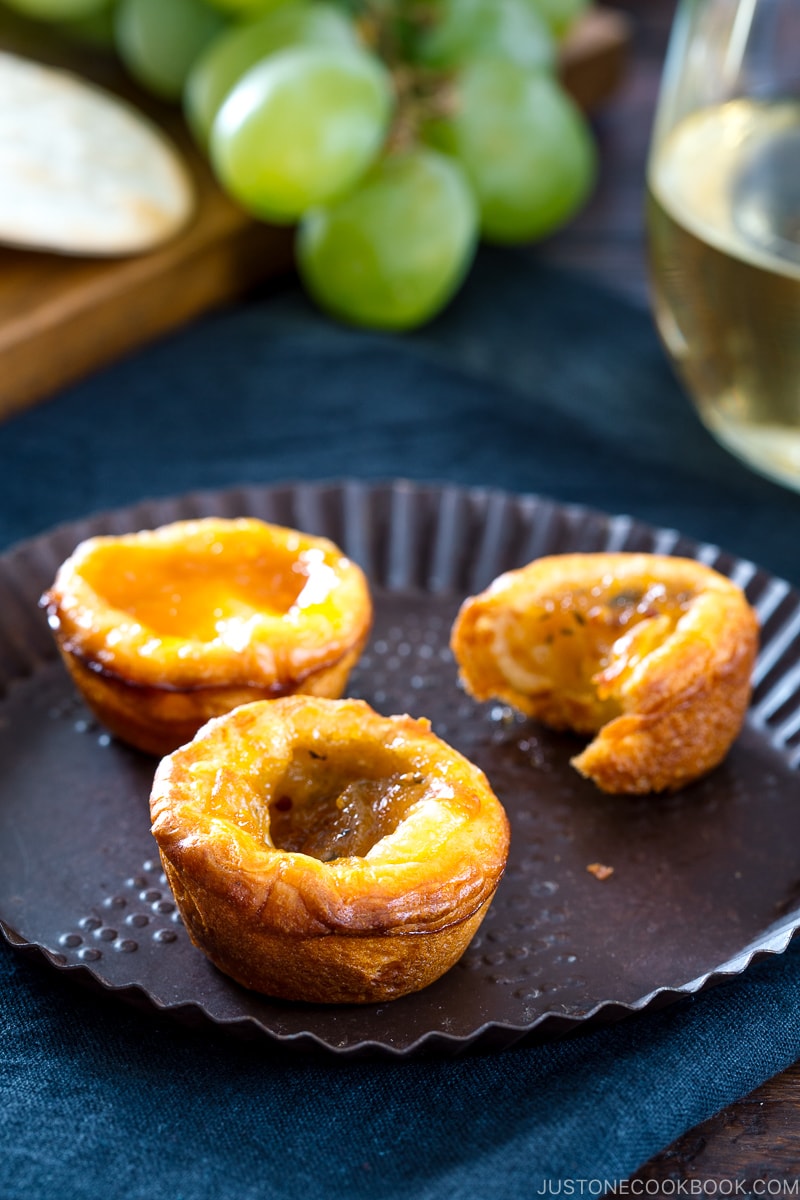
647,0 -> 800,490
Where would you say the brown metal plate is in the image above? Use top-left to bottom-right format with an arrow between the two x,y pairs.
2,480 -> 800,1057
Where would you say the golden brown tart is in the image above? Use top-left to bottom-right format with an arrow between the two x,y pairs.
451,552 -> 759,794
150,695 -> 510,1004
41,517 -> 372,756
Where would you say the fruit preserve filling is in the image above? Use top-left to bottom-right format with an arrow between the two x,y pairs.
265,750 -> 430,861
493,581 -> 696,725
79,541 -> 339,643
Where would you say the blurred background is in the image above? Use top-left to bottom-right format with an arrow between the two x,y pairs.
0,0 -> 657,420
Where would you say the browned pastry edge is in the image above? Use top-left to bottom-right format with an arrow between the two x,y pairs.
164,857 -> 494,1004
42,517 -> 372,755
57,639 -> 364,758
451,552 -> 759,794
150,696 -> 510,1003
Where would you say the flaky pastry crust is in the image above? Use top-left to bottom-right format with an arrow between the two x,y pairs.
42,517 -> 372,756
150,696 -> 510,1003
451,552 -> 759,794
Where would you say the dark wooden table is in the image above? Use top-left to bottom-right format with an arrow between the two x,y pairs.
541,0 -> 800,1185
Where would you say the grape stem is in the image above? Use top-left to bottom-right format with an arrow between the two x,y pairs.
349,0 -> 458,153
353,0 -> 402,71
386,66 -> 458,152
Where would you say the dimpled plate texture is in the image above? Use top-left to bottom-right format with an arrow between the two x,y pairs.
2,481 -> 800,1059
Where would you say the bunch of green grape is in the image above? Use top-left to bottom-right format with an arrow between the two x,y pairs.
4,0 -> 597,330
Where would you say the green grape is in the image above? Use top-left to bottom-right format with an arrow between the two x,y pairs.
2,0 -> 109,18
210,45 -> 393,223
298,147 -> 478,330
203,0 -> 291,14
525,0 -> 589,39
185,2 -> 358,149
115,0 -> 227,101
425,60 -> 596,243
416,0 -> 555,72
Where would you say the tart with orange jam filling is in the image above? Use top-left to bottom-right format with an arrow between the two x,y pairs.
42,517 -> 372,757
451,552 -> 759,794
149,696 -> 510,1004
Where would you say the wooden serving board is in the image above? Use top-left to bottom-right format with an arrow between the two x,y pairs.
0,7 -> 631,422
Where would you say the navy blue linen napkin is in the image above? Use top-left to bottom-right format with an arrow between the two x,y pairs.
2,247 -> 800,1196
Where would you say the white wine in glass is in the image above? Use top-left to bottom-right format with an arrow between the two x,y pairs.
647,0 -> 800,490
